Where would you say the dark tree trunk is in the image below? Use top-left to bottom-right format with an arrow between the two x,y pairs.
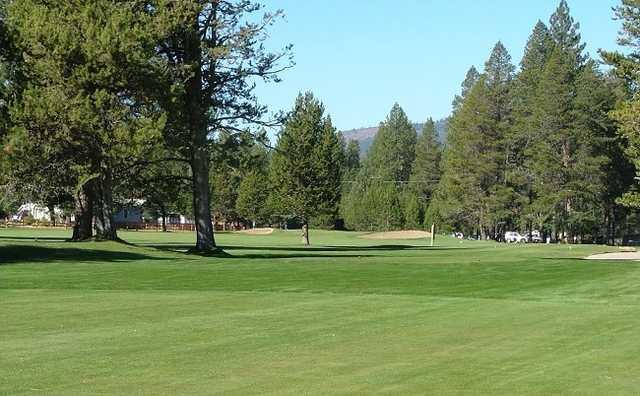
94,169 -> 118,241
192,147 -> 216,251
72,184 -> 93,241
184,17 -> 216,252
47,203 -> 56,227
302,221 -> 310,246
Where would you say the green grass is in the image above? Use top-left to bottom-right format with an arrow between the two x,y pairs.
2,227 -> 640,394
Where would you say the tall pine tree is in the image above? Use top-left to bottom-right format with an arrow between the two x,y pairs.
269,92 -> 344,245
408,118 -> 441,228
342,104 -> 417,231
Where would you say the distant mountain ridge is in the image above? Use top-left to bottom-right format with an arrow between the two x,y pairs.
342,119 -> 448,155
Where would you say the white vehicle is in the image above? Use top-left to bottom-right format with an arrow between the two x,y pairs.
526,230 -> 543,243
505,231 -> 527,243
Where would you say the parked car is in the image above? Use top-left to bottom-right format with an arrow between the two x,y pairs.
505,231 -> 527,243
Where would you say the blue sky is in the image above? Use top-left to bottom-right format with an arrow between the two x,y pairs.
257,0 -> 621,132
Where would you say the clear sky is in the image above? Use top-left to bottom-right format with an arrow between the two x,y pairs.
256,0 -> 622,132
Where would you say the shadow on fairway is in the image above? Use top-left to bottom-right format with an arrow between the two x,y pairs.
0,235 -> 69,242
0,245 -> 169,265
137,242 -> 463,259
224,245 -> 465,252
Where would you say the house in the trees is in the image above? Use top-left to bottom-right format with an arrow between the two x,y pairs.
12,203 -> 63,223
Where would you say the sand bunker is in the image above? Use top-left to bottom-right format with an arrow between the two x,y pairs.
586,251 -> 640,260
360,230 -> 432,240
236,228 -> 274,235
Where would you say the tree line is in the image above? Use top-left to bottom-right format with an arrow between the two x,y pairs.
0,0 -> 293,251
3,1 -> 640,248
345,0 -> 640,244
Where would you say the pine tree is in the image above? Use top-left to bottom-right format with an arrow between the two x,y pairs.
364,104 -> 417,182
210,134 -> 271,229
510,21 -> 554,232
433,43 -> 515,239
6,0 -> 164,241
570,62 -> 625,240
522,1 -> 608,242
344,140 -> 361,173
452,66 -> 481,111
236,171 -> 269,228
0,0 -> 12,138
602,0 -> 640,209
269,92 -> 344,245
156,1 -> 292,251
434,75 -> 494,237
408,118 -> 441,227
549,0 -> 586,65
342,104 -> 416,231
527,47 -> 575,238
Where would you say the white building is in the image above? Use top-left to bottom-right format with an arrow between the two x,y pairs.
157,213 -> 192,225
12,203 -> 63,222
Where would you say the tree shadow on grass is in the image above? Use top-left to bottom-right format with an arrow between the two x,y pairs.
137,242 -> 462,259
137,243 -> 377,259
0,245 -> 170,265
0,235 -> 69,242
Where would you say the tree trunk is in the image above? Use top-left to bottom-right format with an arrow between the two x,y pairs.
184,16 -> 216,252
72,185 -> 93,241
157,201 -> 167,232
94,169 -> 118,241
192,146 -> 216,251
302,221 -> 310,246
47,203 -> 56,227
610,206 -> 616,246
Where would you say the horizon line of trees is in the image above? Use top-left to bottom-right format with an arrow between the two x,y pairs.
337,1 -> 640,244
4,0 -> 640,247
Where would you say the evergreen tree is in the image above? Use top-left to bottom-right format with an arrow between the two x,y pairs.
521,1 -> 612,242
210,134 -> 271,229
342,104 -> 416,231
452,66 -> 481,111
602,0 -> 640,209
6,0 -> 164,241
155,1 -> 292,252
236,171 -> 270,228
434,75 -> 494,237
408,118 -> 441,227
269,92 -> 344,245
527,47 -> 575,238
434,43 -> 515,239
0,0 -> 12,138
344,140 -> 361,173
402,192 -> 422,229
484,42 -> 515,121
571,62 -> 627,241
549,0 -> 586,65
364,103 -> 417,182
509,21 -> 554,231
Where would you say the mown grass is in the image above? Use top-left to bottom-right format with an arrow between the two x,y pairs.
2,227 -> 640,394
